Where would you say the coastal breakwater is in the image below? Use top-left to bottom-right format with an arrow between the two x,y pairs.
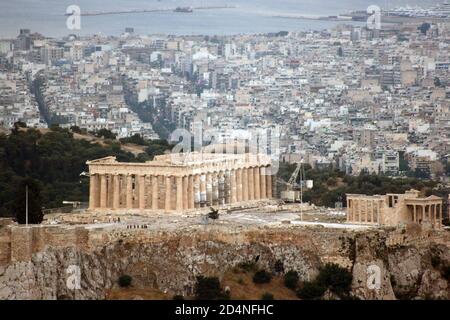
67,6 -> 236,17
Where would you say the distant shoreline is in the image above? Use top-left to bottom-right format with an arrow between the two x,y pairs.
273,13 -> 450,24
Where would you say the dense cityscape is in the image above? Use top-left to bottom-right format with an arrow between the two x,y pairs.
1,21 -> 450,179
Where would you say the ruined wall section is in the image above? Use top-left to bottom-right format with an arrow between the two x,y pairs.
0,219 -> 12,265
1,225 -> 90,265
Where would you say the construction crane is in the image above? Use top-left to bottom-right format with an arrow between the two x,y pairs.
280,161 -> 313,220
281,161 -> 309,201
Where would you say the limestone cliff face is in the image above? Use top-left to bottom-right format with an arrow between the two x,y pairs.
0,225 -> 448,300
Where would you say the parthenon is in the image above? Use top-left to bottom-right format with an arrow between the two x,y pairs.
346,189 -> 443,228
87,153 -> 274,213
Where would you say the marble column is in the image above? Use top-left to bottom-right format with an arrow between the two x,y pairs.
212,172 -> 219,205
377,201 -> 381,224
194,174 -> 201,208
176,176 -> 183,211
113,174 -> 120,210
242,168 -> 249,201
165,176 -> 172,211
138,175 -> 146,210
200,174 -> 207,207
266,169 -> 272,199
248,167 -> 255,200
206,173 -> 213,206
89,174 -> 98,209
218,172 -> 225,205
260,167 -> 266,199
370,201 -> 374,223
183,176 -> 189,210
413,205 -> 417,223
254,167 -> 261,200
365,200 -> 369,223
348,199 -> 353,222
224,171 -> 231,204
358,200 -> 362,223
431,204 -> 435,226
349,200 -> 353,222
126,174 -> 133,209
230,170 -> 237,204
439,204 -> 442,227
188,175 -> 194,209
100,174 -> 107,209
235,169 -> 242,203
152,175 -> 159,210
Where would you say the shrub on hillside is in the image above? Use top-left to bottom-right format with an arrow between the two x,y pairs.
261,292 -> 274,300
195,276 -> 226,300
284,270 -> 299,290
296,281 -> 326,300
237,261 -> 258,272
274,260 -> 284,273
118,275 -> 132,288
253,270 -> 272,284
431,255 -> 441,268
316,263 -> 352,296
441,266 -> 450,281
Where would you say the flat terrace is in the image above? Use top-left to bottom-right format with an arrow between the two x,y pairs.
42,203 -> 374,232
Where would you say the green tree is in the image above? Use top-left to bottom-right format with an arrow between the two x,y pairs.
261,292 -> 274,300
253,270 -> 272,284
95,129 -> 116,140
296,281 -> 326,300
118,275 -> 132,287
194,276 -> 225,300
419,22 -> 431,34
0,128 -> 171,215
434,77 -> 442,87
316,263 -> 352,296
284,270 -> 299,290
120,134 -> 146,146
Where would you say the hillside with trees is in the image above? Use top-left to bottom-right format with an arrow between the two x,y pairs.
0,124 -> 171,217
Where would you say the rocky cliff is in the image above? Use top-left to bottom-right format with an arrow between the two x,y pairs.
0,222 -> 448,300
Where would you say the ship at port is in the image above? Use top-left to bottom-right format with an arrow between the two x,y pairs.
385,1 -> 450,18
174,7 -> 193,13
342,1 -> 450,23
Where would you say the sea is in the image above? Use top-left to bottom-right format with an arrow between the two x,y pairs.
0,0 -> 438,38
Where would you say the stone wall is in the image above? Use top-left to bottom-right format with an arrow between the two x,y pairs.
0,222 -> 11,266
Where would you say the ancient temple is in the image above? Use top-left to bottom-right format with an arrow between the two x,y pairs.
346,189 -> 443,228
86,152 -> 274,213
